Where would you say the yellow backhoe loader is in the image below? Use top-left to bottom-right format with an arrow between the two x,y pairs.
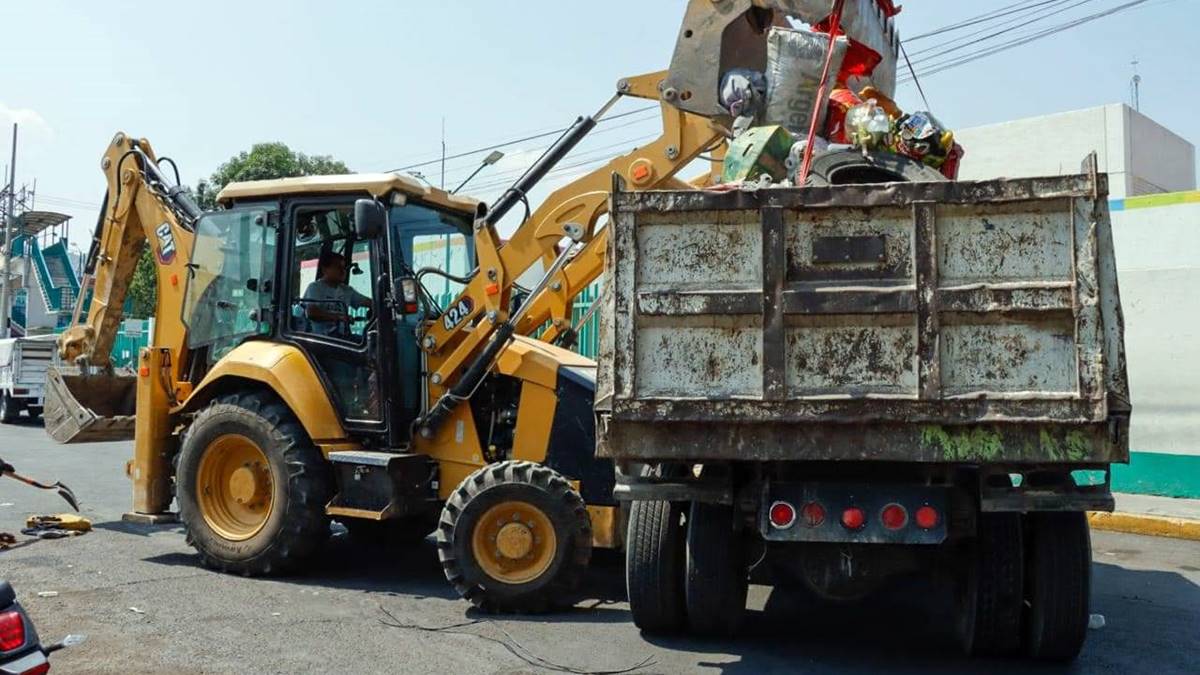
43,0 -> 897,613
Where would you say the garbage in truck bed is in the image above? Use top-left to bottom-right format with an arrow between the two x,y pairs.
717,8 -> 963,188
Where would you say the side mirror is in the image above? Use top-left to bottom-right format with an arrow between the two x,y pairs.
354,198 -> 386,239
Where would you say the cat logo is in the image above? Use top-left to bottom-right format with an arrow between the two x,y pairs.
154,222 -> 176,264
443,297 -> 474,331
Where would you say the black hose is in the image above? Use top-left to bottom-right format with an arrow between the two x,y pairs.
156,156 -> 182,186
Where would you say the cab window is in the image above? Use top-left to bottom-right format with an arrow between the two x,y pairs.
290,206 -> 374,344
389,202 -> 474,312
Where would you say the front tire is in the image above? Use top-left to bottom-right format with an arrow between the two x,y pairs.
437,461 -> 591,613
176,391 -> 332,576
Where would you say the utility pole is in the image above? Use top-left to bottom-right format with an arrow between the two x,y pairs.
440,118 -> 447,190
0,123 -> 17,338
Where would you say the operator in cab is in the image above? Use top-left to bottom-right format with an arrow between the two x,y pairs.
303,250 -> 370,338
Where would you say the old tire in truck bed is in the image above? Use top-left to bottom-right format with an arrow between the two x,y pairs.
626,499 -> 687,633
804,150 -> 946,186
957,512 -> 1024,657
685,501 -> 748,636
1025,511 -> 1091,661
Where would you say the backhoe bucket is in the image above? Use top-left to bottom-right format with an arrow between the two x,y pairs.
43,366 -> 138,443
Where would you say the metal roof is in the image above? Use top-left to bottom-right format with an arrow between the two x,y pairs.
216,173 -> 481,214
12,210 -> 70,237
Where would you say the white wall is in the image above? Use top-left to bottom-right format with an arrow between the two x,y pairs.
1125,107 -> 1197,195
1110,200 -> 1200,456
954,104 -> 1196,199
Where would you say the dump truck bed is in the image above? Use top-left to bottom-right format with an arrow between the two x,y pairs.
596,162 -> 1130,465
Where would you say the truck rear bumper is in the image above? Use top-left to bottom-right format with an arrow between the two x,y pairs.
598,416 -> 1128,465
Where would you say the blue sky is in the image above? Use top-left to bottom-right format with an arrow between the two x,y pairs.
2,0 -> 1197,254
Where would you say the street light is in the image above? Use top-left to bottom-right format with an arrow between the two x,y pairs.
452,150 -> 505,194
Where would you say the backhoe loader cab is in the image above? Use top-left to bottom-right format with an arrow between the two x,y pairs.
47,134 -> 610,613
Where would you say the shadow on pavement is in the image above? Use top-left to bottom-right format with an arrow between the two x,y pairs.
1,416 -> 44,428
91,520 -> 185,537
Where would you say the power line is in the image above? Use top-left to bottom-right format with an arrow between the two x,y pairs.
466,133 -> 660,193
385,105 -> 659,173
904,0 -> 1063,41
905,0 -> 1090,59
431,112 -> 662,185
905,0 -> 1100,66
898,0 -> 1154,84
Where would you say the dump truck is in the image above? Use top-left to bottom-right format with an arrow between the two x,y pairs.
599,158 -> 1130,660
0,335 -> 57,423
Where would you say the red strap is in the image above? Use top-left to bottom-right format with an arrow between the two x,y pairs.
797,0 -> 847,186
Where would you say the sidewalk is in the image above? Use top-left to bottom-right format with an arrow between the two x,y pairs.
1089,492 -> 1200,541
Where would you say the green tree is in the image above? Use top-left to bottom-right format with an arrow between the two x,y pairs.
127,246 -> 157,319
127,143 -> 349,316
193,143 -> 350,210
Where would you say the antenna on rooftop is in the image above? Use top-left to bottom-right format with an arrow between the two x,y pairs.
1130,57 -> 1141,112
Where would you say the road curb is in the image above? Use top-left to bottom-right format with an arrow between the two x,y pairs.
1088,511 -> 1200,541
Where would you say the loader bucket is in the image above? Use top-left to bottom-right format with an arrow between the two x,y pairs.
43,366 -> 138,443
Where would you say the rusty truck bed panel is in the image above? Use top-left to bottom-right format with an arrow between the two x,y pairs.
596,165 -> 1130,464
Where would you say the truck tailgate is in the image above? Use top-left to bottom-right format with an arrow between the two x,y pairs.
596,163 -> 1130,464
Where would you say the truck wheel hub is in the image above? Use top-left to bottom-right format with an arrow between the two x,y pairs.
196,434 -> 274,541
496,522 -> 534,559
471,500 -> 557,584
229,466 -> 266,504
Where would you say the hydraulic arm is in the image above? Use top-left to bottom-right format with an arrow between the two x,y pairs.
46,133 -> 201,447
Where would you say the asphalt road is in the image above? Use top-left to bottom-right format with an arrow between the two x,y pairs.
2,418 -> 1198,674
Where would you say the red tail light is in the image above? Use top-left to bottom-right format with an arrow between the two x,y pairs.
881,503 -> 908,530
22,662 -> 50,675
0,610 -> 25,651
841,506 -> 866,530
800,501 -> 826,528
915,505 -> 939,529
769,501 -> 797,529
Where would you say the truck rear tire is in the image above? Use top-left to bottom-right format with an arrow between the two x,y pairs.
626,499 -> 687,633
685,501 -> 747,636
437,461 -> 592,613
0,393 -> 20,423
1025,511 -> 1091,661
957,512 -> 1024,657
176,391 -> 332,576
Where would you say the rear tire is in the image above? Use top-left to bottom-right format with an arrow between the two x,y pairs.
0,393 -> 19,423
1025,512 -> 1091,661
437,461 -> 591,613
956,512 -> 1024,657
176,391 -> 332,576
685,501 -> 747,636
626,499 -> 687,633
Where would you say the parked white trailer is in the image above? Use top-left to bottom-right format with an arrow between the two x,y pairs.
0,335 -> 58,423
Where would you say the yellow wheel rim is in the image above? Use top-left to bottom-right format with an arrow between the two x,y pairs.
471,500 -> 558,585
196,434 -> 274,541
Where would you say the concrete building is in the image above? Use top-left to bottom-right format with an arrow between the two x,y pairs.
955,103 -> 1196,198
955,104 -> 1199,498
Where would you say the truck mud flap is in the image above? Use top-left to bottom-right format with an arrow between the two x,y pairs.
43,367 -> 137,443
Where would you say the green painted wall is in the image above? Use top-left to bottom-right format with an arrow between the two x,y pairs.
1113,451 -> 1200,499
